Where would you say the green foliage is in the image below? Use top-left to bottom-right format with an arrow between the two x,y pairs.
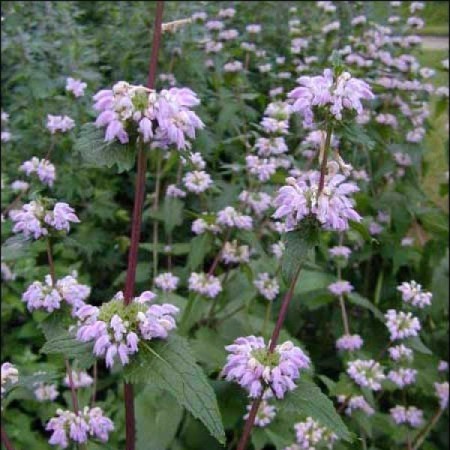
124,335 -> 225,444
74,123 -> 136,172
281,379 -> 353,442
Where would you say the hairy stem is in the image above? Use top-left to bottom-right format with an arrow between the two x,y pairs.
318,122 -> 334,195
236,392 -> 264,450
123,3 -> 164,450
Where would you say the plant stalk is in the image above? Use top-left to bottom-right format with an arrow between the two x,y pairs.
412,408 -> 444,450
237,265 -> 303,449
123,3 -> 164,450
318,122 -> 334,195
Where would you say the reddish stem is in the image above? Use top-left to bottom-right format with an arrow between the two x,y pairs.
1,426 -> 14,450
123,3 -> 164,450
236,393 -> 263,450
237,265 -> 303,449
268,264 -> 302,352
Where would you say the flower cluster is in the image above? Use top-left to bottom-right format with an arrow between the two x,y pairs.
273,172 -> 361,232
10,200 -> 79,239
338,395 -> 375,416
221,241 -> 250,265
254,273 -> 280,301
435,382 -> 449,410
222,336 -> 310,399
293,417 -> 338,449
388,344 -> 414,362
288,69 -> 374,127
46,114 -> 75,134
66,77 -> 87,97
154,272 -> 180,292
385,309 -> 421,341
347,359 -> 385,390
64,371 -> 93,389
397,280 -> 432,309
22,272 -> 90,314
46,406 -> 114,448
388,368 -> 417,388
93,81 -> 204,149
19,157 -> 56,187
243,400 -> 276,427
336,334 -> 363,351
328,280 -> 353,296
390,406 -> 423,427
328,245 -> 351,260
75,291 -> 179,368
34,382 -> 58,401
217,206 -> 253,230
1,362 -> 19,397
188,272 -> 222,298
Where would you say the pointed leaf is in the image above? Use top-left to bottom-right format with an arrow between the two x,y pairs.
124,335 -> 225,444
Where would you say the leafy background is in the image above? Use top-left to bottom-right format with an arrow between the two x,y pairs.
1,1 -> 449,449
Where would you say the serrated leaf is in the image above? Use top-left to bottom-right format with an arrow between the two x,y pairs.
124,335 -> 225,444
74,123 -> 136,173
40,332 -> 95,368
346,292 -> 384,321
281,379 -> 352,442
282,225 -> 318,285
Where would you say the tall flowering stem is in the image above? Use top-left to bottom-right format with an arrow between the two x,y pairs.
237,264 -> 303,450
122,3 -> 164,450
318,121 -> 333,195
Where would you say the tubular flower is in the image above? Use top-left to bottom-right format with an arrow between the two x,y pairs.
10,200 -> 80,240
46,406 -> 114,448
93,82 -> 204,149
22,272 -> 90,314
294,417 -> 338,449
273,171 -> 361,232
288,69 -> 374,127
347,359 -> 385,390
222,336 -> 310,399
385,310 -> 421,341
397,280 -> 432,309
75,291 -> 178,369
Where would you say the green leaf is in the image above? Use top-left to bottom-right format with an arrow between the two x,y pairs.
135,386 -> 183,450
349,220 -> 374,243
187,233 -> 213,271
404,336 -> 432,355
163,198 -> 184,234
346,292 -> 385,322
1,235 -> 31,261
124,335 -> 225,444
40,332 -> 95,368
281,379 -> 352,442
74,123 -> 136,173
281,223 -> 319,285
